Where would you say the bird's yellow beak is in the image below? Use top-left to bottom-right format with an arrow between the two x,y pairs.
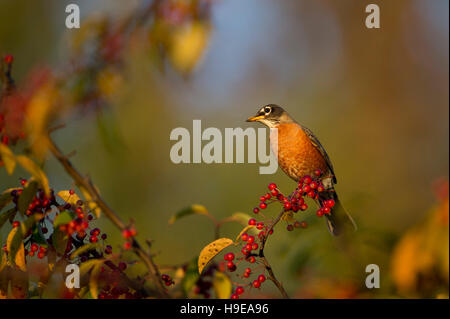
246,115 -> 264,122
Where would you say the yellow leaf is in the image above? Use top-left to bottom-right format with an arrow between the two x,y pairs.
0,144 -> 16,175
89,260 -> 104,299
7,227 -> 26,271
169,21 -> 211,74
198,238 -> 233,274
15,155 -> 50,196
213,271 -> 232,299
57,190 -> 81,206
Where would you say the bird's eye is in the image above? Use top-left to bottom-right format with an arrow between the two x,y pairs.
264,107 -> 271,114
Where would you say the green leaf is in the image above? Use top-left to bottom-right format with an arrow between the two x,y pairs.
31,225 -> 47,245
213,271 -> 232,299
181,258 -> 200,295
169,204 -> 209,225
53,211 -> 74,228
18,180 -> 38,215
0,208 -> 17,230
52,227 -> 69,255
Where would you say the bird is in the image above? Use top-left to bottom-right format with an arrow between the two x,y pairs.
246,104 -> 356,236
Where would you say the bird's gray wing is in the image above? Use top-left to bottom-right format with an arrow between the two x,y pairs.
301,125 -> 337,184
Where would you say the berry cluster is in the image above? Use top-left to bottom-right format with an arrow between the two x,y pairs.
225,170 -> 333,298
25,243 -> 47,259
10,179 -> 58,217
122,227 -> 137,250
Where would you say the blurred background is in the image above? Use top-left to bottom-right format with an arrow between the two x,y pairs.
0,0 -> 448,298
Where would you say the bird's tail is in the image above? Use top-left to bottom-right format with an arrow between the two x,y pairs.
320,191 -> 357,236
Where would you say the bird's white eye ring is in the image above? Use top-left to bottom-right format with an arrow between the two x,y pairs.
264,107 -> 271,114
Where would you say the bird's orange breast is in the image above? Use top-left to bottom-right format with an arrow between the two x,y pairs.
270,123 -> 329,181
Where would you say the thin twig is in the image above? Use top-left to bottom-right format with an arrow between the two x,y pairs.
258,210 -> 289,299
46,135 -> 170,298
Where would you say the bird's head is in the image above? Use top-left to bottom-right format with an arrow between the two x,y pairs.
246,104 -> 294,128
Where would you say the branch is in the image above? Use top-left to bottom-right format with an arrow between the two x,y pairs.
258,210 -> 289,299
46,136 -> 170,298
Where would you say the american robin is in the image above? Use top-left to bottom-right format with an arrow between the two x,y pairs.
246,104 -> 356,236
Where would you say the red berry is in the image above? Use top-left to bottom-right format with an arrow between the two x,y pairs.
31,244 -> 38,252
300,221 -> 308,228
287,224 -> 294,231
302,185 -> 311,193
224,252 -> 235,261
245,268 -> 251,273
303,176 -> 312,184
317,209 -> 324,217
20,179 -> 27,186
310,181 -> 318,189
253,207 -> 260,214
271,189 -> 279,196
37,252 -> 45,259
248,219 -> 256,226
122,229 -> 132,239
268,183 -> 277,190
252,280 -> 261,288
256,222 -> 264,230
247,236 -> 255,244
327,199 -> 335,208
323,206 -> 331,214
259,202 -> 267,209
231,293 -> 239,299
307,191 -> 316,198
241,233 -> 249,241
283,202 -> 291,210
314,169 -> 322,176
259,196 -> 266,202
28,251 -> 35,257
251,243 -> 258,250
227,261 -> 235,268
300,204 -> 308,211
90,235 -> 98,243
243,272 -> 250,278
12,221 -> 20,228
317,185 -> 325,192
123,242 -> 132,250
258,274 -> 266,282
236,286 -> 244,295
69,189 -> 75,195
4,55 -> 13,64
248,256 -> 256,263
